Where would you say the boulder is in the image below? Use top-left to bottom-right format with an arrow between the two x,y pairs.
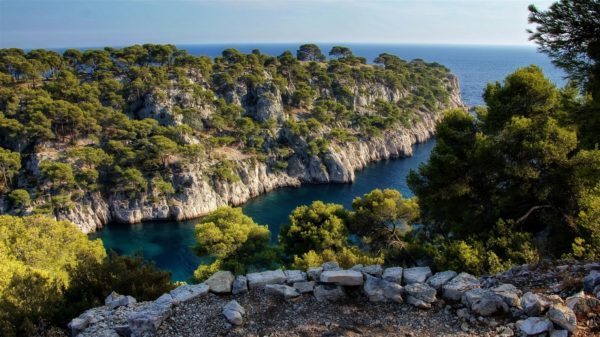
232,275 -> 248,295
363,275 -> 404,303
293,281 -> 316,294
127,302 -> 172,337
320,270 -> 364,286
442,272 -> 480,301
284,270 -> 307,284
521,292 -> 546,316
566,290 -> 600,315
68,317 -> 90,336
382,267 -> 403,284
265,284 -> 302,299
246,269 -> 286,289
595,284 -> 600,299
205,271 -> 235,294
403,266 -> 432,284
462,288 -> 508,316
491,283 -> 522,308
584,269 -> 600,293
169,283 -> 209,305
426,271 -> 457,291
516,317 -> 553,335
154,293 -> 173,308
314,284 -> 346,301
547,304 -> 577,333
307,267 -> 323,281
105,291 -> 136,309
322,261 -> 341,271
222,300 -> 245,326
360,265 -> 384,277
405,282 -> 436,309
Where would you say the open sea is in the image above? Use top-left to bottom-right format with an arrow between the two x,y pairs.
94,44 -> 565,281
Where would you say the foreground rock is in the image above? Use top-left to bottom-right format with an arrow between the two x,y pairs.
169,283 -> 209,304
69,261 -> 600,337
443,272 -> 480,301
222,300 -> 245,326
516,317 -> 553,335
461,288 -> 507,316
246,269 -> 286,289
105,291 -> 136,309
206,271 -> 235,293
265,284 -> 302,299
403,267 -> 432,284
547,304 -> 577,333
232,275 -> 248,295
405,282 -> 436,309
320,270 -> 364,286
584,270 -> 600,293
491,283 -> 521,308
314,284 -> 346,301
363,275 -> 404,303
382,267 -> 403,284
426,270 -> 457,291
521,292 -> 547,316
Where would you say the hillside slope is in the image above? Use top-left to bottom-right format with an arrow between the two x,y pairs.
0,45 -> 462,232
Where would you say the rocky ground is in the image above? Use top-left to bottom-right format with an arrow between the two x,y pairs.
157,288 -> 499,337
64,260 -> 600,337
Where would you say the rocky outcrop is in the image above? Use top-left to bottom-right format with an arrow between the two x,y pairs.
70,261 -> 600,337
54,79 -> 463,233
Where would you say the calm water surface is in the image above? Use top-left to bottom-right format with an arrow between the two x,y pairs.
96,44 -> 565,280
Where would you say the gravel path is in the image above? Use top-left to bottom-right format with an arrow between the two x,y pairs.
156,288 -> 499,337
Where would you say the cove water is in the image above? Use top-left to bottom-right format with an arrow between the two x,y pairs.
95,44 -> 565,281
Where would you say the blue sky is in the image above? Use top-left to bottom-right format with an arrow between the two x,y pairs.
0,0 -> 554,49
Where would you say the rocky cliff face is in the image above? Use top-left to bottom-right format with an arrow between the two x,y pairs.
55,77 -> 463,233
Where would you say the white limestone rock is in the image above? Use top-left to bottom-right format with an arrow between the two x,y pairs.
265,284 -> 302,299
403,266 -> 432,284
547,304 -> 577,333
491,283 -> 522,308
293,281 -> 316,294
320,270 -> 364,286
516,317 -> 553,335
461,288 -> 508,316
232,275 -> 248,295
105,291 -> 136,309
426,270 -> 457,291
284,270 -> 307,284
405,282 -> 436,309
169,283 -> 209,305
205,271 -> 235,294
363,275 -> 404,303
246,269 -> 286,289
222,300 -> 245,326
307,267 -> 323,281
442,272 -> 480,301
382,267 -> 403,284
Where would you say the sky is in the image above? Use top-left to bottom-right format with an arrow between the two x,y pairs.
0,0 -> 555,49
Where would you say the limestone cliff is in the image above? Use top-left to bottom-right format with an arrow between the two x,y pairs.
57,80 -> 463,233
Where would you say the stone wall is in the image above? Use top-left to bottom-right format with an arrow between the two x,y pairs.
69,262 -> 600,337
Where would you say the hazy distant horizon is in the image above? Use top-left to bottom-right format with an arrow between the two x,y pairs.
0,0 -> 554,49
19,42 -> 540,52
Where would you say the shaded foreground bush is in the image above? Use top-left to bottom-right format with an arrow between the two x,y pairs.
0,215 -> 173,337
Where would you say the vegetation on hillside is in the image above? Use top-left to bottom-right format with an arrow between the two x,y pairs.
193,0 -> 600,278
0,44 -> 455,219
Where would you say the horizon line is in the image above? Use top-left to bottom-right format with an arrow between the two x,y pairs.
4,41 -> 539,51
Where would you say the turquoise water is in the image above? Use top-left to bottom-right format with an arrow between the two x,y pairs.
95,44 -> 565,281
97,141 -> 434,281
